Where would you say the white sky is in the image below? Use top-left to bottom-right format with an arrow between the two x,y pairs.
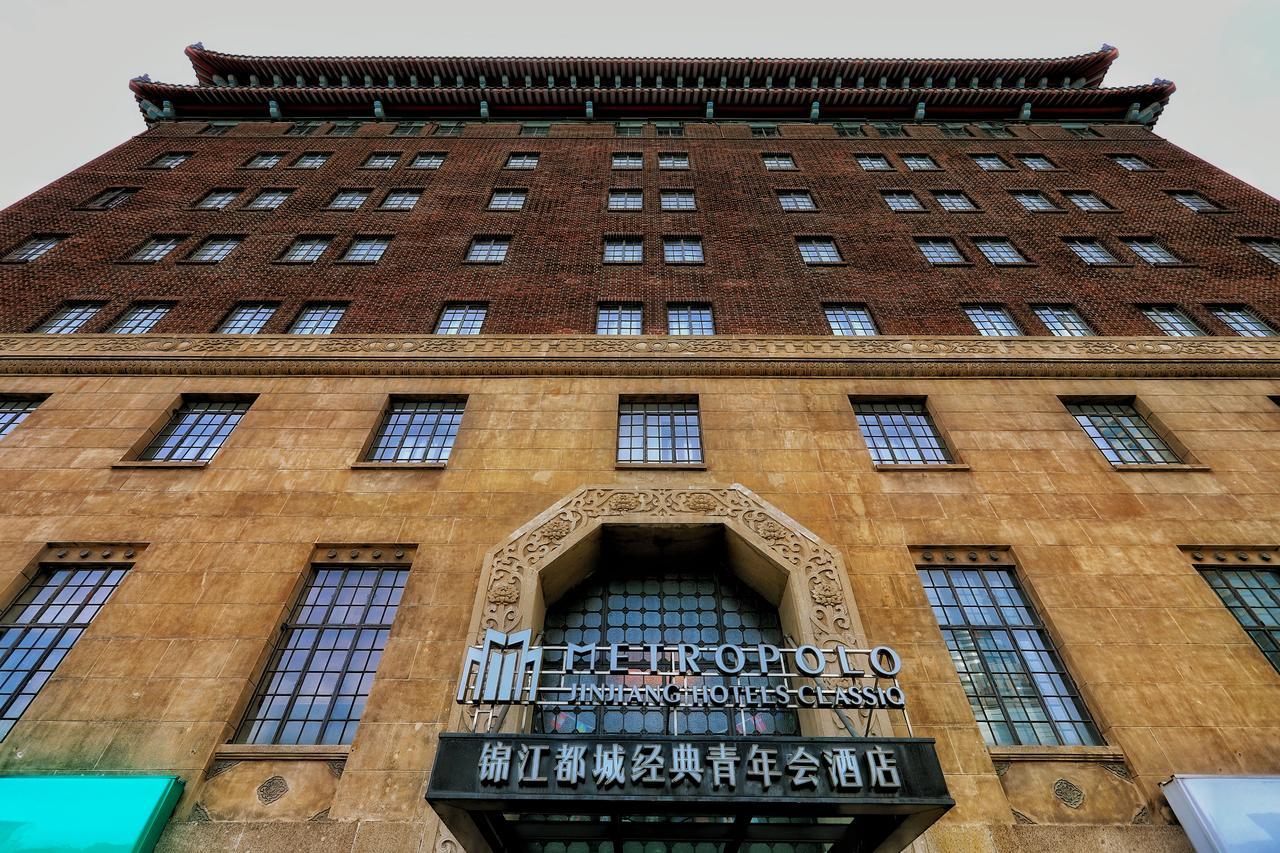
1,0 -> 1276,209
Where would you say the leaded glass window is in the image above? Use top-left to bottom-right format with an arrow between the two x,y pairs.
362,152 -> 400,169
974,238 -> 1028,265
965,305 -> 1021,336
1142,305 -> 1205,337
341,237 -> 391,262
33,303 -> 100,334
777,190 -> 816,211
1063,191 -> 1112,212
1,565 -> 128,740
1066,401 -> 1182,465
796,238 -> 842,264
597,303 -> 642,335
881,191 -> 923,212
3,236 -> 61,262
825,304 -> 877,336
0,397 -> 42,439
604,237 -> 643,263
608,189 -> 643,211
280,237 -> 330,263
365,399 -> 464,463
1200,569 -> 1280,672
852,400 -> 953,465
219,303 -> 278,334
289,303 -> 345,334
918,566 -> 1103,746
1065,238 -> 1119,265
246,189 -> 292,210
915,238 -> 966,264
130,236 -> 182,262
762,153 -> 797,171
667,304 -> 713,335
380,190 -> 421,211
436,303 -> 487,335
663,236 -> 704,264
658,152 -> 689,170
1032,305 -> 1094,337
466,237 -> 509,263
1208,305 -> 1276,337
612,152 -> 644,170
617,399 -> 703,464
235,566 -> 407,745
661,190 -> 696,211
488,189 -> 527,211
108,302 -> 170,334
534,569 -> 798,737
139,398 -> 251,462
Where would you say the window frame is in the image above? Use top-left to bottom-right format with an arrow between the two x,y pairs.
1061,395 -> 1191,468
124,394 -> 256,466
616,396 -> 705,467
850,397 -> 960,468
357,396 -> 467,467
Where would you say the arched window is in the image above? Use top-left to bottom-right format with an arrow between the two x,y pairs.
535,568 -> 799,737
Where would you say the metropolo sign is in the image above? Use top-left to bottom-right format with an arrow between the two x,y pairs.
455,628 -> 908,712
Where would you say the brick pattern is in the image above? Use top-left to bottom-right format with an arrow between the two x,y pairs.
1,120 -> 1277,337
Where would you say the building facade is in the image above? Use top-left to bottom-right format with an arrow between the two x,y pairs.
0,43 -> 1278,852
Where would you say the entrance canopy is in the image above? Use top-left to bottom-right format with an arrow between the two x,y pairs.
428,733 -> 952,853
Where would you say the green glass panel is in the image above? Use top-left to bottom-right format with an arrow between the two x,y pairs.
0,775 -> 182,852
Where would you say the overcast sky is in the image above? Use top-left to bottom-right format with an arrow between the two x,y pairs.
1,0 -> 1276,209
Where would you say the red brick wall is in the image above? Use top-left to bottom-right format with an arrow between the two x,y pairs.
1,119 -> 1277,336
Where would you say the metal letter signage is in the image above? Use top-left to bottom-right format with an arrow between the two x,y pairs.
457,629 -> 543,704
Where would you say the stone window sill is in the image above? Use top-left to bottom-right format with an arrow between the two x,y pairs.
112,460 -> 208,469
351,462 -> 447,469
214,743 -> 350,762
873,463 -> 971,472
616,463 -> 708,471
988,745 -> 1126,764
1112,463 -> 1210,472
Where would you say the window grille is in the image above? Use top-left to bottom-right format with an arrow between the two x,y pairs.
881,191 -> 923,212
366,400 -> 464,463
825,305 -> 877,336
1142,305 -> 1205,337
1032,305 -> 1094,336
289,303 -> 346,334
663,237 -> 704,264
974,239 -> 1027,265
1066,401 -> 1182,464
796,238 -> 842,264
130,236 -> 182,262
0,398 -> 42,439
187,236 -> 241,263
597,303 -> 642,335
139,399 -> 252,462
246,189 -> 292,210
33,303 -> 100,334
1208,305 -> 1276,337
3,236 -> 61,262
603,237 -> 643,263
617,400 -> 703,464
1200,569 -> 1280,672
195,189 -> 240,210
965,305 -> 1021,336
852,400 -> 953,465
487,190 -> 527,211
280,237 -> 330,263
108,303 -> 170,334
219,303 -> 278,334
467,238 -> 509,263
436,304 -> 487,335
777,190 -> 816,211
1064,238 -> 1119,265
667,304 -> 714,335
609,189 -> 643,211
341,237 -> 391,262
915,238 -> 966,264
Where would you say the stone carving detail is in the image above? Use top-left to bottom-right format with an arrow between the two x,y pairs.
1053,778 -> 1085,809
437,839 -> 461,853
189,802 -> 211,823
1011,809 -> 1037,825
992,761 -> 1011,777
1132,806 -> 1151,825
1,334 -> 1277,380
1101,762 -> 1133,782
256,775 -> 289,805
327,759 -> 346,777
203,759 -> 239,780
309,808 -> 331,822
480,486 -> 858,651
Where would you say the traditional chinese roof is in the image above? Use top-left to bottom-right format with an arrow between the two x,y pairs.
130,44 -> 1175,124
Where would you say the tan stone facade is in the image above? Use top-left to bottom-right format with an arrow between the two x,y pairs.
0,334 -> 1276,851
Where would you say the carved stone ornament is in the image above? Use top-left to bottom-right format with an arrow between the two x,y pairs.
189,802 -> 211,823
203,759 -> 240,780
1,334 -> 1277,379
477,485 -> 863,654
1011,809 -> 1037,825
1132,805 -> 1151,825
326,759 -> 346,778
256,775 -> 289,805
1053,777 -> 1085,809
309,808 -> 331,822
1101,762 -> 1133,782
992,761 -> 1011,777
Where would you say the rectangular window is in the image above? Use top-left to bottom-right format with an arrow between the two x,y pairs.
3,236 -> 61,263
661,190 -> 696,211
663,236 -> 704,264
603,237 -> 643,264
487,189 -> 527,211
520,122 -> 550,137
1242,238 -> 1280,265
219,303 -> 278,334
245,189 -> 292,210
0,563 -> 129,740
667,303 -> 714,335
289,303 -> 346,334
871,122 -> 906,138
186,236 -> 242,263
328,190 -> 369,210
852,399 -> 953,465
436,303 -> 487,335
833,122 -> 864,138
290,152 -> 330,169
411,152 -> 446,169
1032,305 -> 1094,336
918,565 -> 1103,746
614,121 -> 644,137
658,152 -> 689,170
965,305 -> 1022,336
796,237 -> 842,265
902,154 -> 940,171
341,237 -> 391,263
0,397 -> 42,439
362,152 -> 399,169
971,154 -> 1012,171
466,237 -> 509,263
139,398 -> 252,462
82,187 -> 137,210
378,189 -> 421,211
280,236 -> 331,263
1168,191 -> 1219,212
33,303 -> 101,334
107,303 -> 171,334
825,304 -> 877,336
978,123 -> 1014,139
612,152 -> 644,170
202,121 -> 237,136
1017,154 -> 1056,171
655,122 -> 684,138
1064,238 -> 1120,265
244,153 -> 284,169
433,121 -> 465,137
1142,305 -> 1205,337
505,152 -> 540,170
392,121 -> 426,137
881,191 -> 924,212
285,121 -> 322,136
1200,568 -> 1280,673
129,236 -> 183,263
1062,123 -> 1099,138
235,564 -> 408,745
777,190 -> 816,211
762,153 -> 797,171
915,237 -> 967,264
328,121 -> 360,136
1063,191 -> 1113,212
1011,191 -> 1060,212
608,189 -> 643,211
1208,305 -> 1276,337
597,302 -> 643,335
146,152 -> 190,169
855,154 -> 892,171
617,399 -> 703,465
939,123 -> 972,138
933,191 -> 977,212
974,238 -> 1028,265
1066,400 -> 1182,465
1111,154 -> 1154,171
195,189 -> 241,210
1123,238 -> 1181,265
750,123 -> 780,137
365,399 -> 464,463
